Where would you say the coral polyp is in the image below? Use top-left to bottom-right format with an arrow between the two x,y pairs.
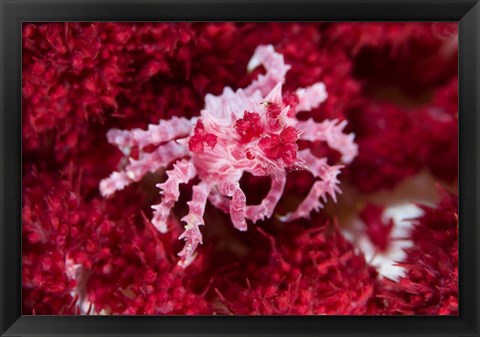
100,45 -> 358,267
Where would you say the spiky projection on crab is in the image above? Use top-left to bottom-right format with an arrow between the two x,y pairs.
100,45 -> 358,267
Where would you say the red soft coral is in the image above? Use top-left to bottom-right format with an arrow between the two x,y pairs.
379,192 -> 458,315
22,164 -> 212,315
214,220 -> 382,315
330,22 -> 458,95
359,204 -> 394,252
345,102 -> 423,192
345,73 -> 458,193
22,166 -> 96,314
75,216 -> 212,315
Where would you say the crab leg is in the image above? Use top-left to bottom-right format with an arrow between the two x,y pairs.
279,149 -> 343,222
246,173 -> 287,223
99,141 -> 188,197
106,116 -> 193,150
245,45 -> 291,97
151,159 -> 197,233
294,83 -> 328,113
217,181 -> 248,231
178,181 -> 211,267
296,118 -> 358,164
209,173 -> 286,223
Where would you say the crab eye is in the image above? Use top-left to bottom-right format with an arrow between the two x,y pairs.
246,150 -> 255,160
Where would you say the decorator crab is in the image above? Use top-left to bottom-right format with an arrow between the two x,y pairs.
100,45 -> 358,267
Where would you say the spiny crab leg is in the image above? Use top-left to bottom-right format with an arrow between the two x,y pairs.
296,118 -> 358,164
246,173 -> 287,223
106,116 -> 193,150
178,181 -> 211,268
99,141 -> 188,197
245,45 -> 291,97
279,149 -> 343,222
217,181 -> 248,231
151,159 -> 197,233
294,83 -> 328,113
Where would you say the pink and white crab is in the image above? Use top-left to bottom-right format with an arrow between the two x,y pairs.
100,45 -> 358,267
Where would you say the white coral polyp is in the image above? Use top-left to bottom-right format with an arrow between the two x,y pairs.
100,45 -> 358,267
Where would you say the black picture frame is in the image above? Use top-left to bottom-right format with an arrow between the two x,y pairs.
1,0 -> 479,336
